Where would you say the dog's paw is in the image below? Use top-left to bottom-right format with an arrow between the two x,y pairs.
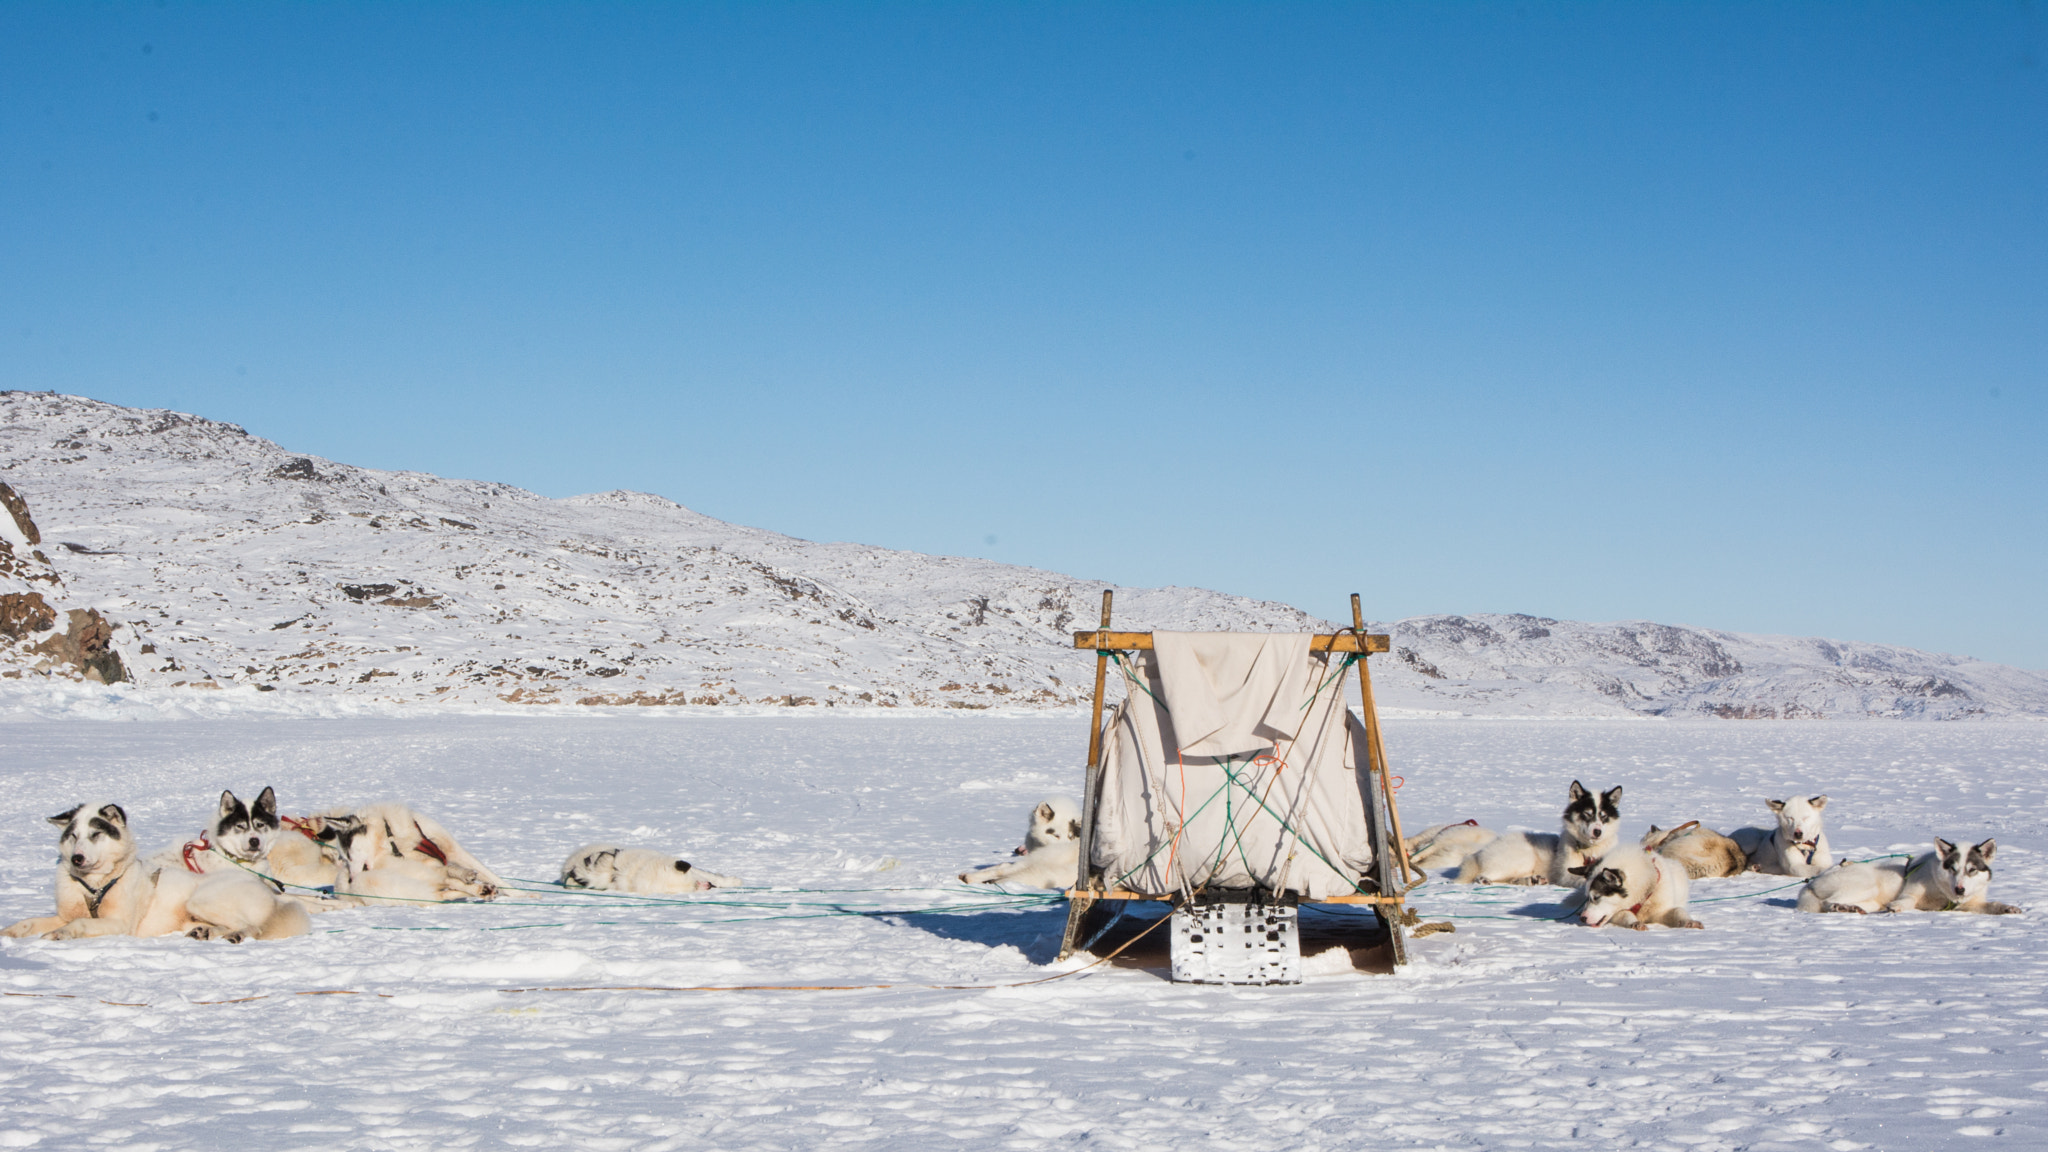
1820,901 -> 1866,915
1680,919 -> 1704,929
1985,901 -> 2023,915
46,921 -> 93,941
2,922 -> 43,938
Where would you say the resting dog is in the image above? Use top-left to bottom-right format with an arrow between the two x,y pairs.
1731,795 -> 1834,877
1798,838 -> 2021,915
560,845 -> 740,893
301,812 -> 498,904
149,787 -> 285,876
1455,782 -> 1622,886
1641,822 -> 1749,879
1404,820 -> 1498,870
1570,845 -> 1702,930
959,797 -> 1081,889
294,802 -> 505,898
3,803 -> 308,942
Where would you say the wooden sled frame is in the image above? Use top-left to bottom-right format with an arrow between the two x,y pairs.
1056,592 -> 1423,967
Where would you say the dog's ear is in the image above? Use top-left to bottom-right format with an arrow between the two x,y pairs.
1068,818 -> 1083,840
1567,863 -> 1593,877
1809,795 -> 1828,810
1933,837 -> 1956,860
98,803 -> 128,827
1975,838 -> 1997,863
1568,781 -> 1588,801
1766,799 -> 1786,813
47,805 -> 82,827
252,787 -> 278,824
1033,802 -> 1054,822
218,790 -> 241,818
594,849 -> 618,866
1602,786 -> 1623,807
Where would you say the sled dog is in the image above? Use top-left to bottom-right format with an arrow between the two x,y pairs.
1731,795 -> 1834,877
959,797 -> 1082,889
305,812 -> 498,904
1404,820 -> 1498,870
3,802 -> 309,942
148,787 -> 284,876
301,802 -> 505,897
1570,845 -> 1702,930
1455,782 -> 1621,886
1641,821 -> 1749,879
560,845 -> 740,893
1798,838 -> 2022,915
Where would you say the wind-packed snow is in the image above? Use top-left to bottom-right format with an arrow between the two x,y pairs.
5,390 -> 2045,721
3,714 -> 2044,1150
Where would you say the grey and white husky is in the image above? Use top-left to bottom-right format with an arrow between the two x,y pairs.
1798,838 -> 2022,915
1455,782 -> 1622,886
1569,844 -> 1703,930
1731,795 -> 1834,877
560,845 -> 740,893
3,802 -> 308,942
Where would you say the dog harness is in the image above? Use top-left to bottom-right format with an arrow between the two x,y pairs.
76,873 -> 122,918
180,833 -> 215,873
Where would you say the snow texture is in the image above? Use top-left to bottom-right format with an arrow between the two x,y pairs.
4,390 -> 2046,721
2,714 -> 2044,1149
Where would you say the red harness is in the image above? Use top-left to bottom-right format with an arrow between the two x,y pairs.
181,833 -> 214,873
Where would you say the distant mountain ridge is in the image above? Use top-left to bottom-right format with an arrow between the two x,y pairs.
2,391 -> 2042,720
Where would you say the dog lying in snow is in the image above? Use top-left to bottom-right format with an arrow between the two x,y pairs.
286,802 -> 505,900
1403,820 -> 1498,870
1641,822 -> 1749,879
148,787 -> 286,877
1455,782 -> 1622,886
3,802 -> 309,942
1731,795 -> 1834,877
1797,838 -> 2022,915
1569,845 -> 1702,930
559,845 -> 740,893
958,797 -> 1081,889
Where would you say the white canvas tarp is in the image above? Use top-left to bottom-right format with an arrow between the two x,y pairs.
1089,633 -> 1383,900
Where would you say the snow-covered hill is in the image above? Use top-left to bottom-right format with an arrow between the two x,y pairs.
2,391 -> 2043,720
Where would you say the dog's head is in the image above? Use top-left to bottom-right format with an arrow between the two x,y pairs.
1021,797 -> 1082,853
48,802 -> 135,880
211,787 -> 281,863
560,846 -> 620,889
1765,795 -> 1828,854
1933,837 -> 1996,906
1569,847 -> 1651,928
1563,781 -> 1622,846
300,814 -> 377,877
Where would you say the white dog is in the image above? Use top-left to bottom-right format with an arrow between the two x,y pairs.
1732,795 -> 1834,877
1570,845 -> 1702,930
1798,838 -> 2021,915
959,797 -> 1081,889
1641,821 -> 1749,879
294,811 -> 498,905
149,787 -> 285,876
1404,820 -> 1498,870
295,802 -> 505,899
3,803 -> 308,942
559,845 -> 740,893
1456,782 -> 1622,886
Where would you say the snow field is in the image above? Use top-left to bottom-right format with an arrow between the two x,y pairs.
0,715 -> 2044,1150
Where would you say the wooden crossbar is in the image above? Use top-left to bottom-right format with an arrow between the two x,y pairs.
1072,631 -> 1390,653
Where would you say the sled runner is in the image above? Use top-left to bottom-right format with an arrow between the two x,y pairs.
1058,593 -> 1420,978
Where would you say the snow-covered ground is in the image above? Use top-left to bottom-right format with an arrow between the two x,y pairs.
3,714 -> 2044,1150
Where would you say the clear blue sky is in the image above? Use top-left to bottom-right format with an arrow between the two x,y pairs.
3,2 -> 2043,667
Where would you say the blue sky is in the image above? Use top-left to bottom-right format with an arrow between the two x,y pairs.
3,2 -> 2043,667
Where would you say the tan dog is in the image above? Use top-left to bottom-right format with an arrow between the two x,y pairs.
3,803 -> 308,942
1404,821 -> 1498,870
1641,822 -> 1749,879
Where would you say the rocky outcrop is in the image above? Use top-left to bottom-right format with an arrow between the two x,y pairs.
27,608 -> 127,684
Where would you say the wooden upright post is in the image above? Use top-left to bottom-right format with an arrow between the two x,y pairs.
1057,590 -> 1115,961
1352,593 -> 1411,966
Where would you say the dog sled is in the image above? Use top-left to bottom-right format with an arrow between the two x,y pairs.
1058,593 -> 1421,981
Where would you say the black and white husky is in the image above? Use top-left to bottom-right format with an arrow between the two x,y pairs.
1570,845 -> 1703,930
1798,838 -> 2022,915
1731,795 -> 1834,877
299,812 -> 499,904
148,787 -> 284,876
559,845 -> 740,893
1455,782 -> 1622,886
3,802 -> 308,942
959,797 -> 1082,889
